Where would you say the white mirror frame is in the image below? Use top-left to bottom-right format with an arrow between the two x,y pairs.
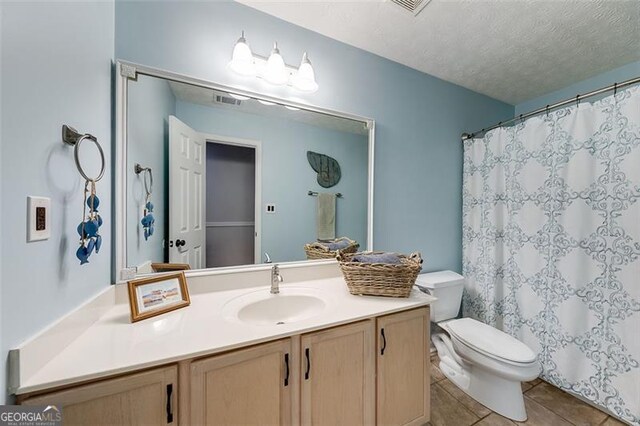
114,60 -> 375,283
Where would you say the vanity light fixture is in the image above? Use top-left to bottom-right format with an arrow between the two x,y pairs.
291,53 -> 319,93
264,42 -> 288,86
228,31 -> 255,76
227,31 -> 319,93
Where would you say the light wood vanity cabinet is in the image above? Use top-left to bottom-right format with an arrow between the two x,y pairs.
377,307 -> 430,426
189,339 -> 292,425
20,366 -> 177,426
301,320 -> 375,426
19,306 -> 430,426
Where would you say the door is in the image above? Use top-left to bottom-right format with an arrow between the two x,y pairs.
190,339 -> 293,425
20,366 -> 177,426
377,307 -> 430,426
206,142 -> 256,267
300,320 -> 375,426
169,115 -> 205,268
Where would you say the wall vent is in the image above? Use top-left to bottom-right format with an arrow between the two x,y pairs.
390,0 -> 432,16
214,94 -> 242,106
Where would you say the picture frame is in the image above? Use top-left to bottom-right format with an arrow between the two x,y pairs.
150,262 -> 191,273
127,272 -> 191,322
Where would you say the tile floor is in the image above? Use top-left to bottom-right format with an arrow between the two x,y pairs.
428,355 -> 626,426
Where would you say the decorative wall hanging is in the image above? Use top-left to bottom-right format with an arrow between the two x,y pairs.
62,125 -> 105,265
307,151 -> 341,188
135,163 -> 154,240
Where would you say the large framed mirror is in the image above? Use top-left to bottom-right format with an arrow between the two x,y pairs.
115,61 -> 374,281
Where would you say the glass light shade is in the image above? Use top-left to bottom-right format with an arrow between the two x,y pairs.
285,105 -> 300,111
292,52 -> 318,92
257,99 -> 276,106
228,32 -> 256,76
263,43 -> 288,85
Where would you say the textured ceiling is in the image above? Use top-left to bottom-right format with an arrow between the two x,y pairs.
236,0 -> 640,104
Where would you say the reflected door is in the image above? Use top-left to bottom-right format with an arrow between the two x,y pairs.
168,116 -> 205,268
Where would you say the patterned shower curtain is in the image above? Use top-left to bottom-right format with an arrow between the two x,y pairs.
462,85 -> 640,424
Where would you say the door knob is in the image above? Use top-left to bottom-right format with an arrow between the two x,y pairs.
175,239 -> 186,247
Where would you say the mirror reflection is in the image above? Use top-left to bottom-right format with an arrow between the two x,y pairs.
126,74 -> 370,272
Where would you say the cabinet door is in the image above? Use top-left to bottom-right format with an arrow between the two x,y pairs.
21,366 -> 177,426
377,307 -> 430,426
190,339 -> 292,425
301,320 -> 375,426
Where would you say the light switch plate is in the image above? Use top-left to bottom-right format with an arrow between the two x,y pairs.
27,196 -> 51,242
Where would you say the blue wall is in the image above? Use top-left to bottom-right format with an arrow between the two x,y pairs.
176,101 -> 369,263
0,2 -> 114,403
127,76 -> 176,268
515,61 -> 640,115
115,1 -> 514,274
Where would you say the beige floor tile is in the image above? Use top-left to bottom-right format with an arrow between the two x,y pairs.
600,417 -> 628,426
474,413 -> 517,426
430,383 -> 479,426
439,378 -> 492,418
516,396 -> 574,426
430,357 -> 446,383
526,382 -> 608,425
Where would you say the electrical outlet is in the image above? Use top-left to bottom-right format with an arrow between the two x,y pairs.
266,204 -> 276,214
27,196 -> 51,242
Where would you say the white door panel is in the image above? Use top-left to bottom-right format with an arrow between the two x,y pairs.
169,116 -> 205,268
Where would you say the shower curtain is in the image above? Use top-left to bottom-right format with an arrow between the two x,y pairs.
462,85 -> 640,424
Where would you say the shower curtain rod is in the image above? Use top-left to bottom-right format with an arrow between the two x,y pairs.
462,75 -> 640,141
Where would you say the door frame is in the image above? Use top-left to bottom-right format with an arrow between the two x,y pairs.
202,133 -> 262,264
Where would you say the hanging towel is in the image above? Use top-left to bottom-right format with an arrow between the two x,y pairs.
317,192 -> 336,241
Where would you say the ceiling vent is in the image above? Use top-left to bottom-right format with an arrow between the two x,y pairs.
214,94 -> 242,106
390,0 -> 432,16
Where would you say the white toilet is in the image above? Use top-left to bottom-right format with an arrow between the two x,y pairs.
416,271 -> 541,421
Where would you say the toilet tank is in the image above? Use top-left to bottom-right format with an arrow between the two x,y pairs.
415,271 -> 465,322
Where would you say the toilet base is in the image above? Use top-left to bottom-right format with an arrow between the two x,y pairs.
433,333 -> 529,422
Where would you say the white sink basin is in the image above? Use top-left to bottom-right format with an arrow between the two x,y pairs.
222,287 -> 327,326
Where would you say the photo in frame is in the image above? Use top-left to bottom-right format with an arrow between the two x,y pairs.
127,272 -> 190,322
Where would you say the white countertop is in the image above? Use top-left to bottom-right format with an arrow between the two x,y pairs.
16,276 -> 435,394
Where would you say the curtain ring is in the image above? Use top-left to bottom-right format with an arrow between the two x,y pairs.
519,114 -> 524,123
576,94 -> 580,107
614,82 -> 618,95
73,134 -> 105,182
546,105 -> 550,116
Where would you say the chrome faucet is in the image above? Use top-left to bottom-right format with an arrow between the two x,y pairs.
271,264 -> 283,294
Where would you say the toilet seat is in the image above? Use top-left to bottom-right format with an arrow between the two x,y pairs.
441,318 -> 537,365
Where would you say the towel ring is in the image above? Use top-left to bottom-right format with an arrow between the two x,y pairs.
134,163 -> 153,197
62,125 -> 105,182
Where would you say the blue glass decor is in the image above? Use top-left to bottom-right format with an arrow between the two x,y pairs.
76,180 -> 103,265
141,201 -> 155,240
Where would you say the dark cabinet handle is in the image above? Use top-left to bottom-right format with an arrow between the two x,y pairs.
166,384 -> 174,423
305,348 -> 311,380
175,239 -> 186,248
381,328 -> 387,356
284,353 -> 290,386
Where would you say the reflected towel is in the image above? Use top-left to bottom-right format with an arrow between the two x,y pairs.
318,238 -> 352,250
317,192 -> 336,241
352,253 -> 402,264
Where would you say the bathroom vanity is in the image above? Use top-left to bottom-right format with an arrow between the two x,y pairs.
12,265 -> 434,426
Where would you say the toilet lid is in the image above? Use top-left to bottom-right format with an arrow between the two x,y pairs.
445,318 -> 537,364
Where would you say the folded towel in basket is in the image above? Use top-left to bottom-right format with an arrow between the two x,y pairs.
352,253 -> 402,264
322,238 -> 352,251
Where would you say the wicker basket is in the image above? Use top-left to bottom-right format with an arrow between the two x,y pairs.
337,251 -> 423,298
304,238 -> 360,260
